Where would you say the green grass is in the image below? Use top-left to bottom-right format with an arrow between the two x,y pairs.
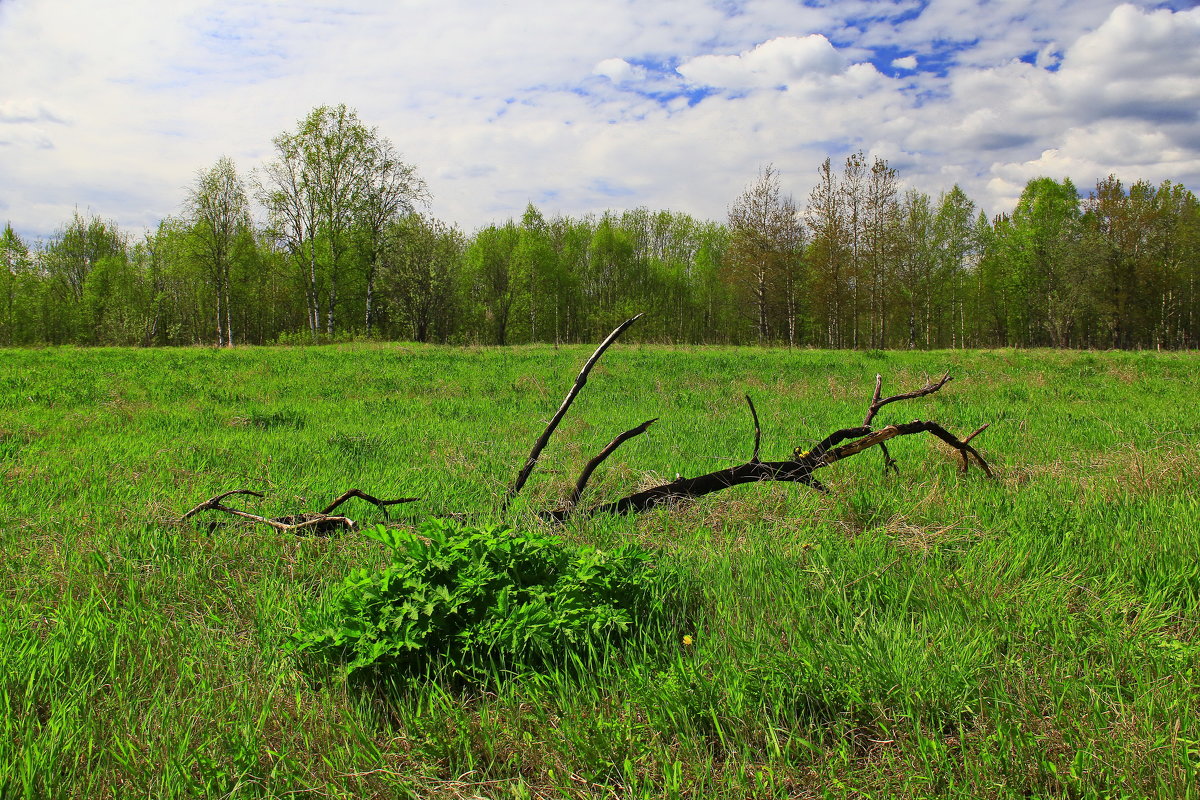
2,343 -> 1199,798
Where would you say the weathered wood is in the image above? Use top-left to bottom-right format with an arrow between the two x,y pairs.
745,394 -> 762,463
181,319 -> 994,530
320,488 -> 420,518
568,374 -> 991,518
181,488 -> 418,535
502,314 -> 642,510
548,418 -> 658,521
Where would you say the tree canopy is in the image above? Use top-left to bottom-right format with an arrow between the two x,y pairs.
4,110 -> 1199,349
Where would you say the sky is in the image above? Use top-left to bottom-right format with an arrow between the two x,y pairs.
2,0 -> 1199,242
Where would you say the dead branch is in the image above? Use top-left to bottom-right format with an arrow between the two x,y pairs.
502,314 -> 642,510
549,418 -> 658,522
565,373 -> 990,517
179,318 -> 995,531
863,372 -> 952,426
319,489 -> 421,518
180,489 -> 419,535
863,373 -> 949,476
745,394 -> 762,463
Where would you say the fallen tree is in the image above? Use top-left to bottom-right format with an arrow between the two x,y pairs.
530,328 -> 990,521
181,315 -> 992,532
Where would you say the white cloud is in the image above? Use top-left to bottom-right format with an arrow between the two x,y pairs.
593,58 -> 643,84
0,0 -> 1197,241
678,35 -> 846,89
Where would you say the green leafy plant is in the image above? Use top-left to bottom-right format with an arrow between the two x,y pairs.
290,519 -> 672,679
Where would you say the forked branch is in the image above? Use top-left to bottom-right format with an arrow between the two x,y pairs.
180,319 -> 996,531
563,372 -> 991,517
180,488 -> 419,535
502,314 -> 642,510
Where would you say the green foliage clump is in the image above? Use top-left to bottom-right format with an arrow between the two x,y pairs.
291,520 -> 670,679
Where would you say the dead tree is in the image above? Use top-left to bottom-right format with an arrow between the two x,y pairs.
182,314 -> 992,532
501,316 -> 993,522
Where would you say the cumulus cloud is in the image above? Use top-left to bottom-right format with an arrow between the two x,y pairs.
593,58 -> 645,84
0,0 -> 1197,240
678,35 -> 846,89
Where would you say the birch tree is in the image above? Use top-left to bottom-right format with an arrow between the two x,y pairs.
727,165 -> 805,344
186,156 -> 251,346
259,105 -> 423,338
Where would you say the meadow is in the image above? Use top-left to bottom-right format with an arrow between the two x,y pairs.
2,342 -> 1199,799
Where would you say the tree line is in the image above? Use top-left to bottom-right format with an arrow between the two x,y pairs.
2,104 -> 1197,349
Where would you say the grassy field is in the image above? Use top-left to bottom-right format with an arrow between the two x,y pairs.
2,342 -> 1199,799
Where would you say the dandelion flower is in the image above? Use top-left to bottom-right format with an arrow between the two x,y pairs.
682,635 -> 693,646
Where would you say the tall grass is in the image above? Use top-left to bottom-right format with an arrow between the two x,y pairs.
2,343 -> 1198,797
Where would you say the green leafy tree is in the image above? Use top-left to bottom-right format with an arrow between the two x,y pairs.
260,104 -> 424,339
186,156 -> 252,346
379,213 -> 464,342
726,165 -> 805,344
40,211 -> 127,343
0,224 -> 32,345
932,185 -> 977,347
1005,177 -> 1084,346
465,222 -> 522,344
894,190 -> 936,348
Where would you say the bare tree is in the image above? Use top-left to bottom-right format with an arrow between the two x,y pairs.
806,158 -> 849,347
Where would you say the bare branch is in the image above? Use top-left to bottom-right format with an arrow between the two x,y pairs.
180,489 -> 264,521
963,423 -> 990,446
551,418 -> 658,521
319,489 -> 420,518
745,394 -> 762,463
567,373 -> 991,518
181,487 -> 415,535
862,372 -> 952,426
503,314 -> 642,509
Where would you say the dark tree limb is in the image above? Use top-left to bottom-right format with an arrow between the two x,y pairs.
816,420 -> 991,477
582,458 -> 827,516
863,372 -> 952,426
180,489 -> 264,520
502,314 -> 642,510
745,394 -> 762,463
319,489 -> 420,519
863,373 -> 950,475
567,374 -> 990,518
878,443 -> 899,475
179,327 -> 994,529
547,418 -> 658,522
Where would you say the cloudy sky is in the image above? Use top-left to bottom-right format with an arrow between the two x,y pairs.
2,0 -> 1199,241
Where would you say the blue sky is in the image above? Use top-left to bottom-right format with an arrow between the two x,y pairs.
1,0 -> 1198,240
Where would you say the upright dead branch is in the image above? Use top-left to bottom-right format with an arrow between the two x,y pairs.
551,418 -> 658,521
502,314 -> 642,510
745,394 -> 762,463
863,372 -> 950,475
863,372 -> 952,426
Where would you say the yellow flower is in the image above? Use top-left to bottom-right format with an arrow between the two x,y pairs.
682,635 -> 694,646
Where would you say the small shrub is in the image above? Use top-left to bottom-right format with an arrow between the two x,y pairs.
289,519 -> 674,680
